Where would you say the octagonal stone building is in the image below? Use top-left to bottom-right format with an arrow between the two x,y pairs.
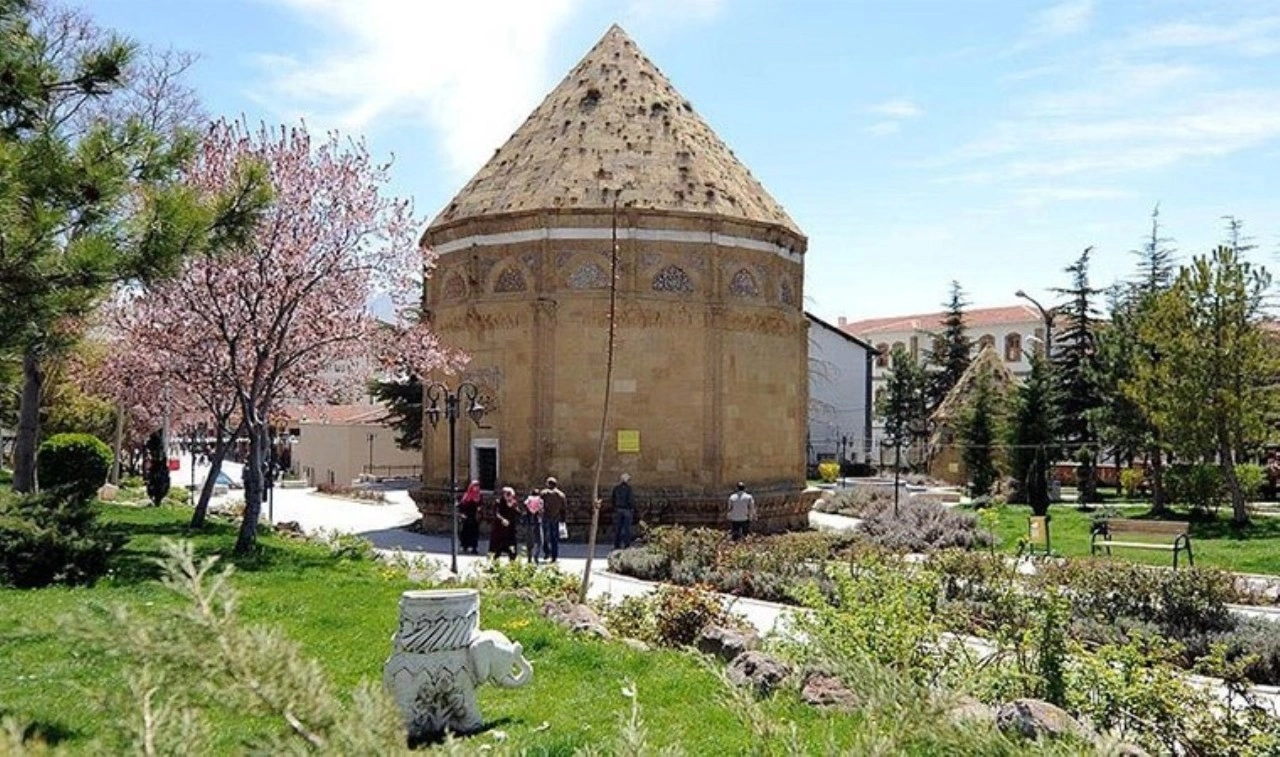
417,25 -> 811,532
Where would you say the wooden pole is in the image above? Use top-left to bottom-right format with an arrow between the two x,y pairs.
579,196 -> 620,603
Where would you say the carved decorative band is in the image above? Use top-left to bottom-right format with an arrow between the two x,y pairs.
396,609 -> 479,653
432,227 -> 803,263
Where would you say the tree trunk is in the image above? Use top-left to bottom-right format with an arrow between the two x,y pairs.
110,405 -> 125,485
12,347 -> 44,493
1213,422 -> 1244,525
1148,445 -> 1166,514
235,412 -> 265,554
190,431 -> 229,529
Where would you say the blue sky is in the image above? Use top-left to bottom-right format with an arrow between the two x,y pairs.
80,0 -> 1280,323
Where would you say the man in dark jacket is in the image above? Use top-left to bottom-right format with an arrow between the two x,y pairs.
610,472 -> 635,549
540,477 -> 567,562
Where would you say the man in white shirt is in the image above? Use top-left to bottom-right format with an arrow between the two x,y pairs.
726,482 -> 756,541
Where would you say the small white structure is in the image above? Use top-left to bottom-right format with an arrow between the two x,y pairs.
383,589 -> 532,740
806,312 -> 875,465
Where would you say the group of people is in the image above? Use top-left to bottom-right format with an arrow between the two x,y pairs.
457,477 -> 568,563
453,473 -> 759,561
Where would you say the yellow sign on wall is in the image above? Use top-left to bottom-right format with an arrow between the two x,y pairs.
617,430 -> 640,453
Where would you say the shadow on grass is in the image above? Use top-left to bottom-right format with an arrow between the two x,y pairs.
104,518 -> 351,586
0,708 -> 80,747
407,717 -> 515,749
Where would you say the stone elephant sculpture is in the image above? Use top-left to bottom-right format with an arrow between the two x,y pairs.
468,629 -> 533,687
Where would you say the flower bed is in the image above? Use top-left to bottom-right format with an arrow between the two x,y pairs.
314,483 -> 388,503
609,515 -> 1280,689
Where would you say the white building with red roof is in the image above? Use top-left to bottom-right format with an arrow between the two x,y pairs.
839,304 -> 1049,465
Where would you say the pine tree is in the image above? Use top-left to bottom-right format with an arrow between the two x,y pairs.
928,281 -> 972,411
1051,248 -> 1105,504
879,345 -> 929,468
1008,352 -> 1058,514
1135,245 -> 1276,524
369,376 -> 423,450
1105,207 -> 1178,511
960,370 -> 1002,499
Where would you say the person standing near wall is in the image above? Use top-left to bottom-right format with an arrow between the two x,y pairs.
540,477 -> 567,562
727,482 -> 756,541
611,472 -> 635,549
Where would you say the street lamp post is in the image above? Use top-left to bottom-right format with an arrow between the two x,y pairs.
1015,289 -> 1054,358
425,381 -> 486,574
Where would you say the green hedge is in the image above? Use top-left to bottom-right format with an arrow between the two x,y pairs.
37,433 -> 113,503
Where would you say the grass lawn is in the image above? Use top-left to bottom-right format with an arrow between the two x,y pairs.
983,502 -> 1280,575
0,505 -> 934,754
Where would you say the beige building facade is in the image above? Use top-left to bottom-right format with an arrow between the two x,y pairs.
288,405 -> 421,487
416,26 -> 813,531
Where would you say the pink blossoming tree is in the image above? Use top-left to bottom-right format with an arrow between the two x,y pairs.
108,119 -> 455,552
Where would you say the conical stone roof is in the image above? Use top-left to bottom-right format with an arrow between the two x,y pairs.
429,25 -> 802,238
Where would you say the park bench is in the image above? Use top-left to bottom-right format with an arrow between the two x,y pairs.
1090,518 -> 1194,568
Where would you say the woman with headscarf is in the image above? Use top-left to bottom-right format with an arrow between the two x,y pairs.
489,486 -> 520,560
458,480 -> 483,554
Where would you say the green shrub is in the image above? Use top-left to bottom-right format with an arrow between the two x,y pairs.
1210,617 -> 1280,686
1235,463 -> 1266,500
0,490 -> 124,588
1119,467 -> 1144,499
145,431 -> 170,506
1165,463 -> 1224,513
651,584 -> 732,647
817,461 -> 839,484
598,593 -> 659,643
855,497 -> 992,553
36,433 -> 113,503
1033,559 -> 1235,639
474,557 -> 578,599
607,546 -> 671,581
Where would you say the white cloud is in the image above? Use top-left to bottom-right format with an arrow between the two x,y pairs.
1014,187 -> 1135,207
868,98 -> 922,119
1133,17 -> 1280,56
865,121 -> 900,136
248,0 -> 582,179
1006,0 -> 1093,54
1033,0 -> 1094,39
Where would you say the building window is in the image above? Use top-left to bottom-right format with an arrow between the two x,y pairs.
875,343 -> 889,368
729,268 -> 760,297
493,266 -> 527,293
977,334 -> 995,352
1005,333 -> 1022,362
652,265 -> 694,293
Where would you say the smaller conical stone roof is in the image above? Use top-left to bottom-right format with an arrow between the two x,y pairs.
429,25 -> 801,238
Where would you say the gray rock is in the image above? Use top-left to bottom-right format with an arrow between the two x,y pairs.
726,651 -> 792,698
541,600 -> 611,639
945,695 -> 993,726
695,624 -> 758,663
1110,743 -> 1151,757
622,638 -> 651,652
799,673 -> 858,711
995,699 -> 1094,742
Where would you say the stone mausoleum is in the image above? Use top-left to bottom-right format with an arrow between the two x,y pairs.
415,25 -> 813,533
